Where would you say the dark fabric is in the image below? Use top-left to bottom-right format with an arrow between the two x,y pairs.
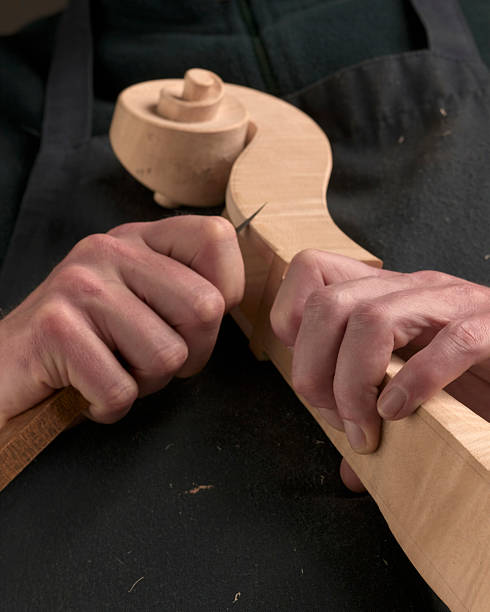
0,16 -> 58,269
1,1 -> 489,266
288,0 -> 490,285
0,317 -> 439,611
0,1 -> 489,610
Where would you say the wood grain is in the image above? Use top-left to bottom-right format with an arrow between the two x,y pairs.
1,70 -> 488,611
221,82 -> 489,612
0,387 -> 87,492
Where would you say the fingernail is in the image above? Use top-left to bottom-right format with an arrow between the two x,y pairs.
378,387 -> 406,418
343,421 -> 366,452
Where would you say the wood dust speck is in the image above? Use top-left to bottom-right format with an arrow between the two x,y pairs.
484,254 -> 490,260
233,592 -> 241,604
439,108 -> 447,117
185,484 -> 215,495
397,135 -> 405,144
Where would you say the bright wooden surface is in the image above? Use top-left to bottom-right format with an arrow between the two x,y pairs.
0,70 -> 488,611
110,69 -> 249,208
220,82 -> 489,612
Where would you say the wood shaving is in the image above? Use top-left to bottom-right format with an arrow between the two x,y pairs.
185,484 -> 214,495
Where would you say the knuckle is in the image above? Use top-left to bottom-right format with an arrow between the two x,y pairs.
447,281 -> 486,304
71,233 -> 122,262
52,264 -> 104,300
191,286 -> 226,325
35,300 -> 75,346
409,269 -> 461,289
150,341 -> 189,376
349,300 -> 388,330
291,369 -> 315,399
290,249 -> 322,273
200,216 -> 236,244
409,269 -> 446,284
303,289 -> 329,320
446,319 -> 484,355
304,286 -> 353,322
292,369 -> 327,407
107,222 -> 141,239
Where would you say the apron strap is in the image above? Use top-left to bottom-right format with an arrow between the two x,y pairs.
42,0 -> 93,148
0,0 -> 93,307
411,0 -> 484,65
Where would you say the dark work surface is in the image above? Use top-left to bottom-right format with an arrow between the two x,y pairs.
0,318 -> 436,611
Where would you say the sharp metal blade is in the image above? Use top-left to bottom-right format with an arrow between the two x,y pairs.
235,202 -> 268,234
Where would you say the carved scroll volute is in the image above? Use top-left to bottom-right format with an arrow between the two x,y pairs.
1,69 -> 488,612
110,68 -> 249,208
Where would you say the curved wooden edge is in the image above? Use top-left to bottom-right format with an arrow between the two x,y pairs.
0,74 -> 487,609
109,79 -> 249,207
224,84 -> 378,264
223,83 -> 381,340
224,87 -> 490,612
0,387 -> 87,492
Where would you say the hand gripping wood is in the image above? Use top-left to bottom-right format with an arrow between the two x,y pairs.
1,69 -> 488,612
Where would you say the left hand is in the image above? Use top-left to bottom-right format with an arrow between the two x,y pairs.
270,250 -> 490,490
0,215 -> 244,427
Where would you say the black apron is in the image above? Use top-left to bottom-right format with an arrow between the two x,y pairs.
0,0 -> 486,609
288,0 -> 490,285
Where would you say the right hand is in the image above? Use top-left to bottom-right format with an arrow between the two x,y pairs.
270,249 -> 490,491
0,215 -> 244,426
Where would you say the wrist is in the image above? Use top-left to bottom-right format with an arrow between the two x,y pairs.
0,309 -> 52,423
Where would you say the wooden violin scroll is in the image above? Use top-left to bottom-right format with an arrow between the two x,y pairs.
0,68 -> 488,612
157,68 -> 224,122
110,68 -> 249,208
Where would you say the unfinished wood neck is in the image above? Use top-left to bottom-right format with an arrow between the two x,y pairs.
0,70 -> 488,612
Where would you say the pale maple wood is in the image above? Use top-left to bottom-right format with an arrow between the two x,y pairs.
109,68 -> 249,208
0,70 -> 488,611
157,68 -> 224,122
220,82 -> 489,612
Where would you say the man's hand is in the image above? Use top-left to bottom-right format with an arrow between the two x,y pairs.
0,216 -> 244,426
270,250 -> 490,489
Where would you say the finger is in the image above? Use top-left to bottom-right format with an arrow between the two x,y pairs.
291,274 -> 429,434
57,256 -> 224,379
335,283 -> 489,452
339,458 -> 366,493
378,312 -> 490,420
114,215 -> 245,310
116,252 -> 226,377
34,303 -> 138,423
85,283 -> 189,396
271,249 -> 388,347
